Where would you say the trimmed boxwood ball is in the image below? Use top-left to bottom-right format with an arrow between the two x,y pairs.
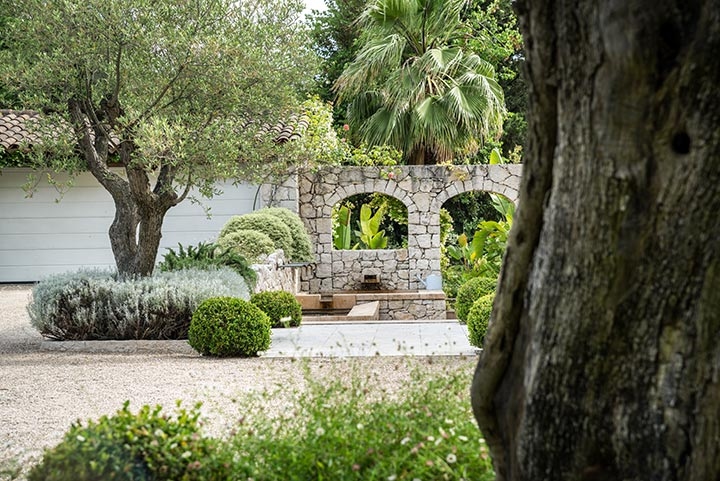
188,297 -> 271,357
260,207 -> 314,262
455,276 -> 497,323
219,213 -> 294,259
250,290 -> 302,327
217,229 -> 276,263
467,292 -> 494,348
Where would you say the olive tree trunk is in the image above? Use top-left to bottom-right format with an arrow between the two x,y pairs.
69,100 -> 188,277
471,1 -> 720,480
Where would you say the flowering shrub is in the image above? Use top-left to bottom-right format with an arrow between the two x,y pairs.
25,362 -> 494,480
229,363 -> 495,480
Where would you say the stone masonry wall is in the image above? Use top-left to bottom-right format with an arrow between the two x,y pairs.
252,250 -> 300,294
297,164 -> 522,293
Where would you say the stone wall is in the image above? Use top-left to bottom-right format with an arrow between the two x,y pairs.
297,164 -> 522,293
251,250 -> 300,294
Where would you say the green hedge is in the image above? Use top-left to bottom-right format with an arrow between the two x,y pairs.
455,276 -> 497,323
250,290 -> 302,328
28,402 -> 231,481
219,213 -> 294,259
467,292 -> 494,348
260,207 -> 314,262
216,230 -> 276,263
188,297 -> 271,357
28,268 -> 249,341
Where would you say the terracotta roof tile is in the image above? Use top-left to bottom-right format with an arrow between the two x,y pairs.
0,110 -> 308,153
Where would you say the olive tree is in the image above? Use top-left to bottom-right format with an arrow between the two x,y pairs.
471,1 -> 720,480
0,0 -> 315,276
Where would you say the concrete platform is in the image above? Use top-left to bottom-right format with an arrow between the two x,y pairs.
39,321 -> 477,358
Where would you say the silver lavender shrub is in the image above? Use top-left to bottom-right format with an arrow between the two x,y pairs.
28,267 -> 249,341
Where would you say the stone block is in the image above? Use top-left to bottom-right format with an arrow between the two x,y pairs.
318,233 -> 332,245
315,264 -> 332,278
320,278 -> 333,291
417,235 -> 432,249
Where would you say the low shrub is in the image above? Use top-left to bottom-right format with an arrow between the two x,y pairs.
188,297 -> 271,357
229,362 -> 495,480
250,290 -> 302,328
467,293 -> 495,348
455,276 -> 497,323
28,268 -> 249,341
260,207 -> 314,262
219,213 -> 294,259
158,242 -> 257,289
27,401 -> 231,481
217,230 -> 276,263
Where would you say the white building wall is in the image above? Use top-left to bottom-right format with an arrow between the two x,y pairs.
0,169 -> 260,282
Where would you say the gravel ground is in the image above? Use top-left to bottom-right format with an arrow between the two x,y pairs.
0,285 -> 477,478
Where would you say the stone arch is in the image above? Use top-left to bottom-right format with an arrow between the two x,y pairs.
330,190 -> 410,251
297,164 -> 522,293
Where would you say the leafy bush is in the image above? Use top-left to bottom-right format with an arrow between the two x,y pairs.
229,363 -> 495,480
28,268 -> 249,341
467,293 -> 494,348
158,242 -> 257,289
219,213 -> 294,259
455,276 -> 497,323
188,297 -> 271,357
250,290 -> 302,328
27,401 -> 231,481
216,230 -> 276,263
260,207 -> 314,262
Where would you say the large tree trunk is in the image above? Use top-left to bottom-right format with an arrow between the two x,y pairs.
471,1 -> 720,480
69,100 -> 183,277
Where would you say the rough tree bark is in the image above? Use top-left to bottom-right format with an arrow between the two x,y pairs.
69,99 -> 188,277
471,1 -> 720,480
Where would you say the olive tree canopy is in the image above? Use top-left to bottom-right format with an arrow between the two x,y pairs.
0,0 -> 316,276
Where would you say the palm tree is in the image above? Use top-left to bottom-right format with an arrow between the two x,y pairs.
334,0 -> 505,165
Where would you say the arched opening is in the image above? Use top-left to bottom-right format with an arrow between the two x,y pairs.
440,191 -> 514,299
331,193 -> 408,250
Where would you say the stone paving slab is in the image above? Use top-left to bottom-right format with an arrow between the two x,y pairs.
38,322 -> 476,358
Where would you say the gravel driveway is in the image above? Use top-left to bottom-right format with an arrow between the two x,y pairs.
0,285 -> 477,478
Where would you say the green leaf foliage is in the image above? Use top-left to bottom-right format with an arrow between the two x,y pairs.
332,204 -> 353,250
28,401 -> 231,481
467,292 -> 494,347
0,0 -> 317,276
158,242 -> 257,290
335,0 -> 505,165
216,230 -> 276,264
188,297 -> 271,357
260,207 -> 314,262
219,213 -> 294,260
250,290 -> 303,328
455,276 -> 497,323
355,203 -> 389,249
27,268 -> 249,340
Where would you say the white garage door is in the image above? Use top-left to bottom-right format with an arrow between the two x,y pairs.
0,168 -> 259,282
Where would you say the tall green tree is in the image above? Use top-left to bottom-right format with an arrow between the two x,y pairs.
463,0 -> 526,161
307,0 -> 366,127
0,0 -> 315,277
335,0 -> 505,165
